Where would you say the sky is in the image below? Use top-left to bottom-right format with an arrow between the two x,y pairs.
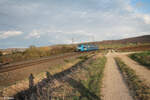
0,0 -> 150,48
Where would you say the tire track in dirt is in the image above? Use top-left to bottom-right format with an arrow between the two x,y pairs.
117,53 -> 150,85
102,52 -> 133,100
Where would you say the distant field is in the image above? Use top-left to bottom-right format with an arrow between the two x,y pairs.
129,51 -> 150,69
0,45 -> 75,65
118,44 -> 150,52
99,43 -> 137,49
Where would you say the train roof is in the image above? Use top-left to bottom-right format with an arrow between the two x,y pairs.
78,44 -> 98,46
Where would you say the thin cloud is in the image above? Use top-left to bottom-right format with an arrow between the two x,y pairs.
0,0 -> 150,48
25,30 -> 41,39
0,30 -> 22,39
143,15 -> 150,24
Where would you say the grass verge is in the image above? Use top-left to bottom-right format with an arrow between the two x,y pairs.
79,56 -> 107,100
115,57 -> 150,100
129,51 -> 150,69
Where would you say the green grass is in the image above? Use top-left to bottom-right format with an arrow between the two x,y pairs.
129,51 -> 150,69
77,55 -> 89,60
69,56 -> 106,100
80,56 -> 106,100
115,57 -> 150,100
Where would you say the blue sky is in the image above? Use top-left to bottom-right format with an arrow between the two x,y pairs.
0,0 -> 150,48
131,0 -> 150,13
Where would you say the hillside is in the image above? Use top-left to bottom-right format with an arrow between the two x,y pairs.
1,35 -> 150,51
98,35 -> 150,44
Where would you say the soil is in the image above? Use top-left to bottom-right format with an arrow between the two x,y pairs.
118,44 -> 150,52
101,51 -> 133,100
0,54 -> 80,89
117,52 -> 150,85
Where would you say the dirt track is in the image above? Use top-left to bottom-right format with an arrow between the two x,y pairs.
117,52 -> 150,85
102,52 -> 133,100
102,51 -> 150,100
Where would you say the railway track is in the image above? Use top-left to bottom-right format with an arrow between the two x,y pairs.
0,52 -> 88,73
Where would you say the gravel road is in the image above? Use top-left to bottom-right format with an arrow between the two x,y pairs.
102,52 -> 133,100
117,52 -> 150,85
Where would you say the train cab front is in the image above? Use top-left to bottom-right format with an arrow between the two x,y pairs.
76,45 -> 82,51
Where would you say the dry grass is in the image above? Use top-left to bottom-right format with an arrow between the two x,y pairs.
0,55 -> 84,97
12,53 -> 106,100
118,44 -> 150,52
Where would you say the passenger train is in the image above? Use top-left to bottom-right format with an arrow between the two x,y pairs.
77,44 -> 99,52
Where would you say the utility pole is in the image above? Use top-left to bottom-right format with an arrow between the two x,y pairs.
72,38 -> 74,44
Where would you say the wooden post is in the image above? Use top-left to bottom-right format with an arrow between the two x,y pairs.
46,71 -> 53,81
30,93 -> 36,100
29,73 -> 34,89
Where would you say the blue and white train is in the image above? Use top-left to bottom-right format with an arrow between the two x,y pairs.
77,44 -> 99,52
